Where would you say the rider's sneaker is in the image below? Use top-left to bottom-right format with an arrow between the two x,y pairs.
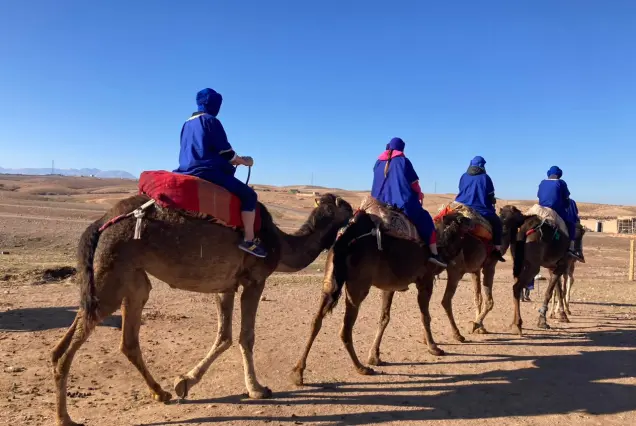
568,249 -> 585,263
491,249 -> 506,262
428,254 -> 447,268
239,239 -> 267,258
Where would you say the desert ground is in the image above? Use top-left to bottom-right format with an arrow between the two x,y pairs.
1,174 -> 635,426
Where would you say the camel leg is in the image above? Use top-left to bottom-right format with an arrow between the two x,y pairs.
441,269 -> 465,343
51,312 -> 91,426
473,267 -> 495,334
340,289 -> 374,375
564,272 -> 574,315
174,293 -> 234,399
553,274 -> 569,323
119,272 -> 171,402
237,281 -> 272,398
290,292 -> 333,386
471,272 -> 483,332
52,267 -> 124,426
538,272 -> 563,329
416,276 -> 445,356
367,290 -> 395,366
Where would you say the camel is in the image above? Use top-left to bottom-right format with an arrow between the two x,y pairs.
51,193 -> 353,426
499,205 -> 573,335
551,223 -> 585,318
365,210 -> 503,368
290,208 -> 470,386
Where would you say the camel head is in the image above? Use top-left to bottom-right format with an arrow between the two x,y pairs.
302,193 -> 354,249
436,211 -> 472,260
499,205 -> 525,253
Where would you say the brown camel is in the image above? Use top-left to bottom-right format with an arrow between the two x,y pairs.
551,223 -> 585,317
51,193 -> 353,426
366,217 -> 503,368
290,209 -> 470,386
499,205 -> 573,335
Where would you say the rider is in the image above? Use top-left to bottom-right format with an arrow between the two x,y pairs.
174,88 -> 267,258
454,156 -> 506,262
371,137 -> 447,268
537,166 -> 583,261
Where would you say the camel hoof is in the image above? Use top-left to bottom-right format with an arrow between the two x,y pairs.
510,324 -> 523,336
356,366 -> 376,376
453,334 -> 466,343
470,322 -> 482,333
475,326 -> 489,335
565,309 -> 572,316
290,368 -> 304,386
173,375 -> 190,399
57,419 -> 84,426
367,355 -> 383,366
537,318 -> 551,330
558,315 -> 570,323
152,389 -> 172,403
249,386 -> 273,399
428,347 -> 445,357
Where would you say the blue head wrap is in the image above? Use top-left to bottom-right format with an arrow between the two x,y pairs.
387,137 -> 405,151
547,166 -> 563,178
196,88 -> 223,116
470,156 -> 486,168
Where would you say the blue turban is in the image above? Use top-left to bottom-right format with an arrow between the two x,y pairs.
470,156 -> 486,168
387,137 -> 405,151
196,88 -> 223,116
547,166 -> 563,178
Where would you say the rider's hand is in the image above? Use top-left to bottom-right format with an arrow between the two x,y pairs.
242,156 -> 254,167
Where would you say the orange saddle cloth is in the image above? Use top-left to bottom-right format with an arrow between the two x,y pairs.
138,170 -> 261,231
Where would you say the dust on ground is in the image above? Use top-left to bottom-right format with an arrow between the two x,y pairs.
1,175 -> 635,425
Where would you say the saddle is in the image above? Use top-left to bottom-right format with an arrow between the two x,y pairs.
138,170 -> 261,231
524,204 -> 568,238
355,196 -> 422,243
435,202 -> 492,241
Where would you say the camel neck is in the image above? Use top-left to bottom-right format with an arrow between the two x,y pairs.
275,220 -> 339,272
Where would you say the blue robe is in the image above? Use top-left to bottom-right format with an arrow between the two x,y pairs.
455,169 -> 496,216
174,103 -> 256,211
455,167 -> 502,245
371,155 -> 435,243
537,178 -> 575,240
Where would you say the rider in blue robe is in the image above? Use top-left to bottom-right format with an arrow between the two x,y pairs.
174,88 -> 266,258
455,156 -> 506,262
371,137 -> 446,268
537,166 -> 583,260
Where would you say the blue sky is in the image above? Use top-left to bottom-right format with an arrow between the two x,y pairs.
1,1 -> 635,204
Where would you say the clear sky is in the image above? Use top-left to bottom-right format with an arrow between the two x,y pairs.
1,1 -> 635,204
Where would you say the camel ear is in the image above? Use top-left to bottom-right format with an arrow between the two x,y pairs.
314,198 -> 320,207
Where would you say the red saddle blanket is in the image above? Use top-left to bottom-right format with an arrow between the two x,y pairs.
434,203 -> 492,242
138,170 -> 261,231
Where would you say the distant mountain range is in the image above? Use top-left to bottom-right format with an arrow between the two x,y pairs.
0,166 -> 137,179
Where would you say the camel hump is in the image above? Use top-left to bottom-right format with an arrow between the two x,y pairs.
436,202 -> 493,241
138,170 -> 261,232
357,196 -> 421,242
525,204 -> 569,238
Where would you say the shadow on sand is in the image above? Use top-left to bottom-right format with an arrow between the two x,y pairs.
143,326 -> 636,425
0,306 -> 121,332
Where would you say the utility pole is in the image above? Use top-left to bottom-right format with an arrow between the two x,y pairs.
51,160 -> 55,175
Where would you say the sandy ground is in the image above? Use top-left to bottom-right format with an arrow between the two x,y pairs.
1,175 -> 635,425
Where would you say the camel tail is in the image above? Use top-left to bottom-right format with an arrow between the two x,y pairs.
78,220 -> 103,323
323,213 -> 374,315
